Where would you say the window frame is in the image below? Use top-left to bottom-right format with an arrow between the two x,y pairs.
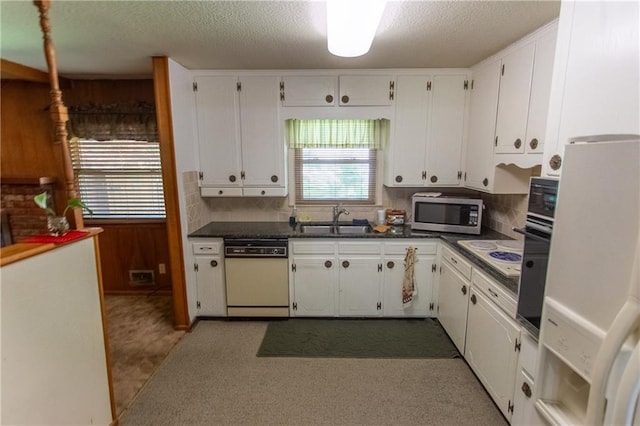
70,138 -> 166,219
289,147 -> 382,206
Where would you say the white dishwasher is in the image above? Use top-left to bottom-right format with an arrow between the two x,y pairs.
224,239 -> 289,317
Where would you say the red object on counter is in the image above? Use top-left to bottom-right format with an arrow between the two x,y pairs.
22,231 -> 89,244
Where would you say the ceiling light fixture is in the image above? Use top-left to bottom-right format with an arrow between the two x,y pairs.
326,0 -> 387,58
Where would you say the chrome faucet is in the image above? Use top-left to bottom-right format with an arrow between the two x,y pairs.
332,203 -> 350,227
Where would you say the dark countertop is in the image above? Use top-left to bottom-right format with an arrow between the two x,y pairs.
189,221 -> 519,296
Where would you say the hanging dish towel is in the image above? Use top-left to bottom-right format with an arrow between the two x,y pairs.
402,246 -> 418,309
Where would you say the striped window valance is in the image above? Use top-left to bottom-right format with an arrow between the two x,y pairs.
286,119 -> 388,149
67,101 -> 158,142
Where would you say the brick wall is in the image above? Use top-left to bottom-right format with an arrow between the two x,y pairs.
0,184 -> 50,242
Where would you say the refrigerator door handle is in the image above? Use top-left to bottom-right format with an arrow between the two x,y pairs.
610,340 -> 640,425
585,298 -> 640,424
513,227 -> 551,243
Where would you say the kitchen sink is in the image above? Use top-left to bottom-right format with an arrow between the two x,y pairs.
299,224 -> 372,235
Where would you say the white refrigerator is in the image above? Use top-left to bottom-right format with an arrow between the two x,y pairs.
534,137 -> 640,425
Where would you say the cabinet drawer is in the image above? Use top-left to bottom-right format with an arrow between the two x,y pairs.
200,187 -> 243,197
471,269 -> 517,318
338,241 -> 382,255
291,240 -> 335,255
243,187 -> 287,197
192,241 -> 222,255
441,245 -> 472,280
384,241 -> 437,255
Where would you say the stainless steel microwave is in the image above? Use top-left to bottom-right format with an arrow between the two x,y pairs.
411,194 -> 483,234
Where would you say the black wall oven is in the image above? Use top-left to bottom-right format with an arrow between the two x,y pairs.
514,178 -> 558,337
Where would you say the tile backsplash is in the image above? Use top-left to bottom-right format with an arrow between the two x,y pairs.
183,171 -> 527,239
480,193 -> 528,239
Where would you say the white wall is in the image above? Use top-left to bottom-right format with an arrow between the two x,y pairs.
167,58 -> 200,323
1,238 -> 112,425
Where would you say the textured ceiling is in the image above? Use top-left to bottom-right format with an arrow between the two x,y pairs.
0,0 -> 560,78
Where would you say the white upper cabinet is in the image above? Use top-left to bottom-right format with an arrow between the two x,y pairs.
386,72 -> 469,187
495,42 -> 536,155
426,74 -> 468,186
238,76 -> 285,190
525,28 -> 557,155
464,20 -> 558,194
338,75 -> 394,106
542,1 -> 640,177
280,75 -> 337,107
194,75 -> 242,194
465,60 -> 501,192
494,22 -> 558,163
193,74 -> 286,197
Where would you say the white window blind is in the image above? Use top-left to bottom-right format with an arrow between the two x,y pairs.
294,148 -> 377,204
70,139 -> 166,218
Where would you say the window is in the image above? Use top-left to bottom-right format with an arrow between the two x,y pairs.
287,119 -> 387,205
295,148 -> 377,204
70,138 -> 165,219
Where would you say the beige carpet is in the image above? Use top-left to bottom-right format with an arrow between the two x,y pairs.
105,294 -> 185,416
120,320 -> 508,425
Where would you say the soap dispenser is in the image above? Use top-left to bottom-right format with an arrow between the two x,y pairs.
289,206 -> 297,226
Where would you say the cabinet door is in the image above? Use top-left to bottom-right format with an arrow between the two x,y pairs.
238,75 -> 285,188
338,75 -> 394,106
465,287 -> 520,421
382,254 -> 435,317
291,256 -> 338,317
426,74 -> 467,186
465,60 -> 501,192
281,76 -> 337,107
437,261 -> 470,353
194,75 -> 242,187
525,26 -> 557,154
338,256 -> 382,316
543,1 -> 639,177
495,42 -> 535,154
511,368 -> 543,426
389,75 -> 430,186
195,255 -> 226,316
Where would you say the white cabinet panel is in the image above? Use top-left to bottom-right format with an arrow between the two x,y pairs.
194,74 -> 286,196
239,75 -> 284,188
525,28 -> 557,154
465,60 -> 501,192
495,42 -> 535,154
543,1 -> 640,176
339,75 -> 394,106
437,260 -> 470,353
426,74 -> 467,186
194,75 -> 242,188
192,239 -> 226,316
281,75 -> 337,106
290,256 -> 338,317
382,253 -> 435,317
338,256 -> 383,316
465,288 -> 520,421
390,75 -> 430,186
387,73 -> 468,187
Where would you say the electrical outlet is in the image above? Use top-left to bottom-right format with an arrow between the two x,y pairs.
159,263 -> 166,274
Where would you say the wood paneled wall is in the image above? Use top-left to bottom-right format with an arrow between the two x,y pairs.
1,81 -> 68,211
2,78 -> 169,295
94,222 -> 171,293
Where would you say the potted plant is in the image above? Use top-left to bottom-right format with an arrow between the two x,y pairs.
33,191 -> 93,236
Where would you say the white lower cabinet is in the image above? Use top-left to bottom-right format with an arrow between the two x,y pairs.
338,256 -> 382,316
382,241 -> 437,317
437,260 -> 470,353
290,256 -> 338,316
290,239 -> 436,318
511,331 -> 543,426
465,287 -> 520,421
191,239 -> 227,316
